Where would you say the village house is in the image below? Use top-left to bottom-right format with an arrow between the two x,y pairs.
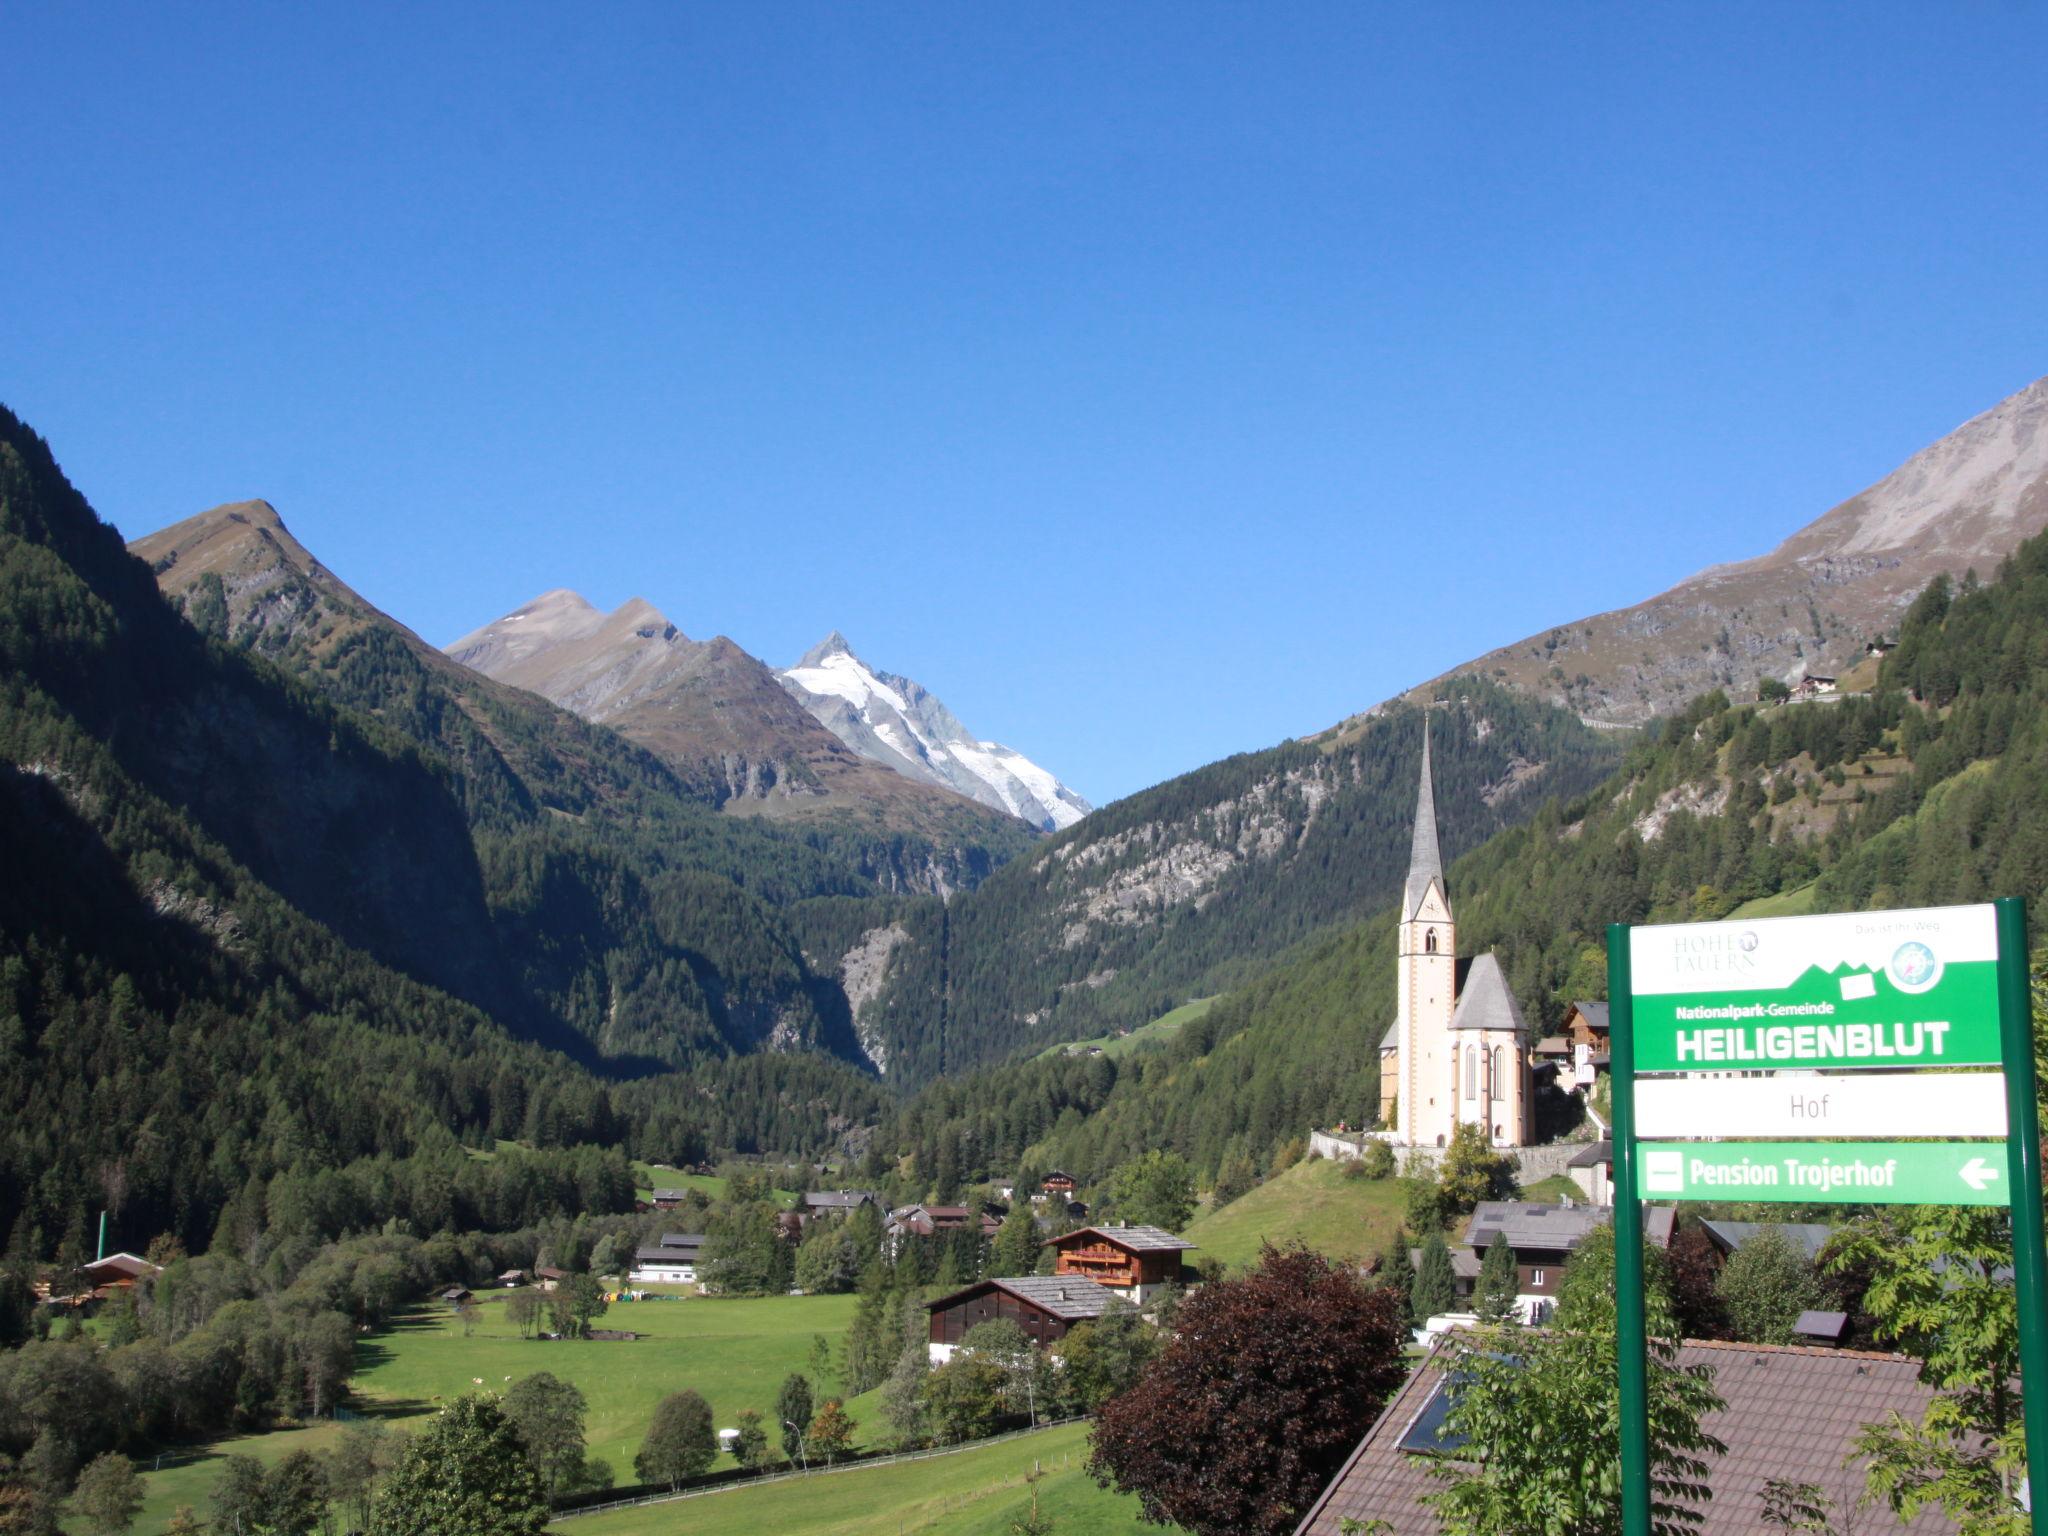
1565,1140 -> 1614,1203
1045,1224 -> 1194,1303
1293,1338 -> 1953,1534
628,1233 -> 705,1285
925,1275 -> 1118,1364
1795,673 -> 1839,698
648,1188 -> 691,1210
1037,1171 -> 1078,1199
533,1265 -> 568,1292
440,1286 -> 474,1308
798,1189 -> 878,1224
883,1203 -> 1001,1258
496,1268 -> 528,1288
76,1252 -> 163,1295
1419,1201 -> 1675,1325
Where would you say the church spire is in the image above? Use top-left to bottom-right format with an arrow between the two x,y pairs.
1404,712 -> 1444,916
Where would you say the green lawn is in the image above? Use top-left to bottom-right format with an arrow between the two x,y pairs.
632,1164 -> 732,1202
1518,1174 -> 1580,1203
1039,997 -> 1217,1061
564,1420 -> 1170,1536
1184,1157 -> 1409,1271
99,1289 -> 861,1531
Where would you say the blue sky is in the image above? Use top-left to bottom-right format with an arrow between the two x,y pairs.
7,5 -> 2047,804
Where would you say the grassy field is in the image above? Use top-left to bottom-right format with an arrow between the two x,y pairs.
1727,882 -> 1818,919
1039,997 -> 1217,1061
565,1419 -> 1170,1536
94,1289 -> 861,1532
1518,1174 -> 1580,1203
1184,1157 -> 1409,1271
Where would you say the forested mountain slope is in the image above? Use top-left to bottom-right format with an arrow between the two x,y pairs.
133,500 -> 932,1067
858,681 -> 1624,1084
877,528 -> 2048,1189
1,409 -> 889,1253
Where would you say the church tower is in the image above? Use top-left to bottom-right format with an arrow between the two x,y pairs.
1395,716 -> 1458,1148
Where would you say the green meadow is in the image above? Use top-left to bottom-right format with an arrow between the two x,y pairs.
1183,1155 -> 1410,1270
563,1419 -> 1170,1536
90,1288 -> 860,1532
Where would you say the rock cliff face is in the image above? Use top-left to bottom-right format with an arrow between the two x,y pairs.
1406,375 -> 2048,725
446,592 -> 1036,890
779,632 -> 1091,833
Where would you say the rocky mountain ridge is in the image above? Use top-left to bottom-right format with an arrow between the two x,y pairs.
778,631 -> 1091,833
1394,373 -> 2048,727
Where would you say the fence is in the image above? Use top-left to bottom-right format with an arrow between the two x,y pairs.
551,1416 -> 1087,1523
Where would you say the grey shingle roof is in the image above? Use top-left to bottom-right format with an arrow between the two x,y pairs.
1294,1337 -> 1957,1535
933,1275 -> 1119,1322
1794,1310 -> 1850,1341
1449,952 -> 1528,1035
658,1233 -> 705,1252
802,1190 -> 876,1210
1566,1140 -> 1612,1169
1051,1224 -> 1193,1253
1570,1001 -> 1610,1031
633,1247 -> 693,1265
1462,1200 -> 1672,1252
1379,1018 -> 1399,1052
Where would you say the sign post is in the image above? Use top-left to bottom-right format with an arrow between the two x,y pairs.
1610,898 -> 2044,1536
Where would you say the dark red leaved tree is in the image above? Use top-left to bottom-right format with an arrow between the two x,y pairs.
1089,1244 -> 1408,1536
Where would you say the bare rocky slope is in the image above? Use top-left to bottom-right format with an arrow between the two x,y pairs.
446,590 -> 1033,889
1399,374 -> 2048,726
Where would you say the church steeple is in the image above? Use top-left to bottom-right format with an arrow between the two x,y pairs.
1404,712 -> 1445,917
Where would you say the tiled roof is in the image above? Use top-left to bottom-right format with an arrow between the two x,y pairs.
1463,1200 -> 1673,1252
930,1275 -> 1119,1322
1449,952 -> 1528,1036
1294,1336 -> 1957,1535
1050,1224 -> 1193,1254
1410,1246 -> 1485,1281
802,1190 -> 876,1209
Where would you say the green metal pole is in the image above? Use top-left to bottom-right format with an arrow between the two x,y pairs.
1607,922 -> 1652,1536
1994,898 -> 2047,1533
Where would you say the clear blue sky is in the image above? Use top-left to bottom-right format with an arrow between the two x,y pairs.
7,5 -> 2047,804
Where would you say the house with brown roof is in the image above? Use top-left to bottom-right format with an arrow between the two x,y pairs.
1046,1223 -> 1194,1302
926,1275 -> 1119,1364
1424,1202 -> 1674,1325
883,1204 -> 1001,1258
1294,1336 -> 1958,1534
77,1253 -> 163,1293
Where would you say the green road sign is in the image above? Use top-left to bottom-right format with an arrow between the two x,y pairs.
1635,1140 -> 2012,1206
1626,904 -> 2002,1072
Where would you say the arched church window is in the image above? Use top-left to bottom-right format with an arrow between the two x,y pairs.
1491,1046 -> 1504,1101
1464,1045 -> 1477,1101
1425,929 -> 1438,953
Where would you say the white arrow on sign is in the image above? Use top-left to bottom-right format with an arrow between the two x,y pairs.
1634,1070 -> 2007,1140
1960,1157 -> 2002,1192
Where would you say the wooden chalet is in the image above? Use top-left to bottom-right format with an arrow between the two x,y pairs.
534,1265 -> 568,1291
1039,1171 -> 1077,1197
441,1286 -> 474,1307
1436,1201 -> 1674,1324
925,1275 -> 1117,1363
648,1188 -> 690,1210
1046,1224 -> 1194,1301
883,1203 -> 1001,1257
76,1253 -> 162,1294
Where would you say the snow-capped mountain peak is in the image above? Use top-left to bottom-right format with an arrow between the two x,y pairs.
778,637 -> 1091,833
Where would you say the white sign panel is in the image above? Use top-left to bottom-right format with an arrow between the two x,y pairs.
1634,1071 -> 2007,1140
1626,903 -> 1999,996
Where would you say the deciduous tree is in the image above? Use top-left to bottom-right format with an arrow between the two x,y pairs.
65,1453 -> 141,1535
807,1399 -> 855,1464
1089,1245 -> 1408,1536
1715,1226 -> 1822,1345
502,1372 -> 589,1497
367,1394 -> 547,1536
1103,1151 -> 1196,1232
634,1391 -> 715,1491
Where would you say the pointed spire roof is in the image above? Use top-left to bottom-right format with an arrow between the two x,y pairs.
1405,713 -> 1445,918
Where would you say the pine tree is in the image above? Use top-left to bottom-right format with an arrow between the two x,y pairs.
1412,1232 -> 1458,1324
1475,1234 -> 1520,1324
1379,1229 -> 1417,1318
991,1204 -> 1040,1277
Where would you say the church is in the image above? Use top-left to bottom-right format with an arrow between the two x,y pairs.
1376,721 -> 1535,1149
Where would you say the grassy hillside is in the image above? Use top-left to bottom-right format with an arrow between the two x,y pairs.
1184,1158 -> 1409,1272
1039,997 -> 1219,1061
90,1290 -> 860,1531
567,1419 -> 1166,1536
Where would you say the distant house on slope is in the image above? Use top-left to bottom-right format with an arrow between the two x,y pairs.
925,1276 -> 1118,1364
799,1190 -> 878,1225
628,1234 -> 705,1285
883,1204 -> 1001,1258
1427,1201 -> 1674,1325
1293,1337 -> 1954,1534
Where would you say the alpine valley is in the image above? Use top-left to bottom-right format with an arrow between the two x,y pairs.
4,369 -> 2048,1257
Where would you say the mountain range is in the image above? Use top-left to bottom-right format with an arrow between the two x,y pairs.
778,632 -> 1091,833
1399,373 -> 2048,727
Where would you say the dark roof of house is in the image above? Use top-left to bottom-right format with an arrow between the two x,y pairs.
1534,1035 -> 1571,1056
1566,1140 -> 1613,1169
802,1190 -> 876,1210
1568,1001 -> 1610,1031
1048,1224 -> 1194,1254
633,1247 -> 696,1265
535,1266 -> 568,1279
1462,1200 -> 1673,1252
441,1286 -> 471,1299
1294,1336 -> 1956,1535
1410,1246 -> 1485,1282
649,1188 -> 689,1199
928,1275 -> 1119,1323
659,1233 -> 705,1250
1794,1310 -> 1851,1342
1698,1221 -> 1836,1263
1449,953 -> 1528,1036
